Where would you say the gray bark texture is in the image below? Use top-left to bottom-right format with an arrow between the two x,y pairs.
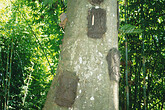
43,0 -> 119,110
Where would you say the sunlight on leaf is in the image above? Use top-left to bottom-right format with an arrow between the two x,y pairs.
119,24 -> 143,34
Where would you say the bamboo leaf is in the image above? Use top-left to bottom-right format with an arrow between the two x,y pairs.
119,24 -> 143,34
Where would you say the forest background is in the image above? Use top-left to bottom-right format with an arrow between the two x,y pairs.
0,0 -> 164,109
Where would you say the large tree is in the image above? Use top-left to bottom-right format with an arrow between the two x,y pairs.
43,0 -> 120,109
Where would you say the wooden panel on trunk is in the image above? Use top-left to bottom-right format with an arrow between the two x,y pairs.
87,8 -> 106,39
88,0 -> 104,5
55,71 -> 79,107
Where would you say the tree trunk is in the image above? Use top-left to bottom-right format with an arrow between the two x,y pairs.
43,0 -> 119,110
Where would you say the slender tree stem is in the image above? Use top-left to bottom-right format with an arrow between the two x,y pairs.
125,0 -> 129,109
141,0 -> 146,109
4,45 -> 9,110
6,38 -> 14,110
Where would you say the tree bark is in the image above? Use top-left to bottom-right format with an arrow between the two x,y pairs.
43,0 -> 119,110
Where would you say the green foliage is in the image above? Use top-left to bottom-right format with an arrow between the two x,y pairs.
118,0 -> 164,110
119,24 -> 143,34
42,0 -> 57,6
0,0 -> 65,109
